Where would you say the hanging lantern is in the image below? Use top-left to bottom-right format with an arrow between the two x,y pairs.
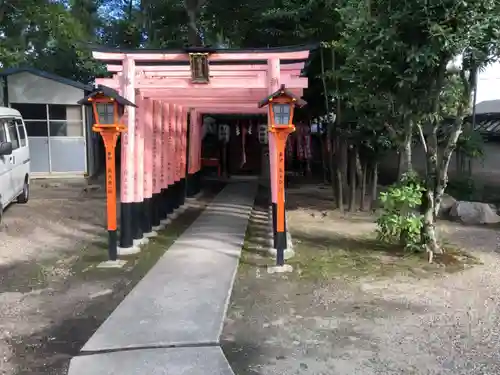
218,123 -> 230,143
236,125 -> 240,136
258,124 -> 268,144
202,116 -> 216,139
310,119 -> 319,134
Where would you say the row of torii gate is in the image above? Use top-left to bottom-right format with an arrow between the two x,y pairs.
91,45 -> 314,261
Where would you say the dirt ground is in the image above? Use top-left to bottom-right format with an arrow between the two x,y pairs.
222,184 -> 500,375
0,179 -> 220,375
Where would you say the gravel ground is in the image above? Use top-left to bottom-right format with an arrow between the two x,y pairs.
222,187 -> 500,375
0,179 -> 219,375
0,179 -> 109,375
0,180 -> 107,266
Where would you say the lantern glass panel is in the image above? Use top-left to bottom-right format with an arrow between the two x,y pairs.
96,103 -> 115,124
273,103 -> 291,125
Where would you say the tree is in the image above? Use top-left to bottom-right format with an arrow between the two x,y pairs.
391,0 -> 500,259
0,0 -> 102,82
322,0 -> 500,260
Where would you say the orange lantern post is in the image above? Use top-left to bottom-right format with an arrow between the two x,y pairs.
258,84 -> 307,266
78,85 -> 137,261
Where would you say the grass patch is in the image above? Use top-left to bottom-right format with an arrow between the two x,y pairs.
237,183 -> 480,283
238,212 -> 481,282
239,211 -> 274,271
289,230 -> 481,281
71,198 -> 216,282
0,261 -> 50,293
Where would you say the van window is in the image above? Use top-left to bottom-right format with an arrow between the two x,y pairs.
15,119 -> 27,147
0,120 -> 6,143
6,119 -> 19,150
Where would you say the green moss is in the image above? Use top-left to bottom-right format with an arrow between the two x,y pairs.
0,261 -> 50,293
71,203 -> 211,283
288,231 -> 481,281
239,213 -> 274,272
239,213 -> 481,282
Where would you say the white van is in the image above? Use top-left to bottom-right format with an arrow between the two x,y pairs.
0,107 -> 30,223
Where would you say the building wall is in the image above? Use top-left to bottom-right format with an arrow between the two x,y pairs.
85,106 -> 101,177
380,142 -> 500,186
7,72 -> 84,105
6,72 -> 91,177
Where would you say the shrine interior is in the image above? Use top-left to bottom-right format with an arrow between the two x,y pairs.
201,114 -> 323,181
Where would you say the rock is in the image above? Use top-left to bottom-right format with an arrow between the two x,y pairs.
449,201 -> 500,224
83,184 -> 101,193
41,182 -> 61,188
438,194 -> 457,218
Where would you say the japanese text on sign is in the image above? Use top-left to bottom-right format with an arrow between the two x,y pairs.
278,151 -> 285,197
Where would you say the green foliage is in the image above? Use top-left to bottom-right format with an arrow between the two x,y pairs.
440,75 -> 469,118
376,173 -> 424,251
456,128 -> 485,159
0,0 -> 103,82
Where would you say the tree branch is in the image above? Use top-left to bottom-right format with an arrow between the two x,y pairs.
384,122 -> 398,141
417,123 -> 428,154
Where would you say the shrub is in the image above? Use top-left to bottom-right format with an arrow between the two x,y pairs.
376,172 -> 424,251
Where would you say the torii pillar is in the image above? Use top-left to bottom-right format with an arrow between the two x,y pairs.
118,57 -> 143,253
186,109 -> 202,197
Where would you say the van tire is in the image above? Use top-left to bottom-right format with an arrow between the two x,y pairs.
17,179 -> 29,204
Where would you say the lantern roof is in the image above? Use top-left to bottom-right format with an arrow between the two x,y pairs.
77,84 -> 137,107
258,84 -> 307,108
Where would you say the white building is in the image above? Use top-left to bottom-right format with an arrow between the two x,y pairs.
0,67 -> 100,178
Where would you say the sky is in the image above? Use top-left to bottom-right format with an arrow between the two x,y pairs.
476,62 -> 500,108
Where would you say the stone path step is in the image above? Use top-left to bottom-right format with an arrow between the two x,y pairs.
68,347 -> 234,375
67,181 -> 257,374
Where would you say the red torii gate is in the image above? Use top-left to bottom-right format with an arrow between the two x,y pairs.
91,45 -> 313,254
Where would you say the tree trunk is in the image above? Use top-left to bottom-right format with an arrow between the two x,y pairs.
127,0 -> 134,19
423,67 -> 472,256
369,162 -> 378,210
422,186 -> 439,262
348,146 -> 357,212
397,152 -> 403,180
333,137 -> 345,213
333,47 -> 348,196
319,135 -> 328,183
340,138 -> 349,192
398,118 -> 413,178
328,129 -> 337,204
420,62 -> 448,259
421,148 -> 442,258
336,155 -> 344,213
355,151 -> 363,184
319,46 -> 336,204
183,0 -> 205,46
434,119 -> 463,219
186,9 -> 201,45
360,159 -> 367,211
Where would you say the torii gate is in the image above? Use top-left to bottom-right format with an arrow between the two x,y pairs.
91,45 -> 313,254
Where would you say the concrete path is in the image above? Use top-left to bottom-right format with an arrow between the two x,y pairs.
67,181 -> 257,375
68,347 -> 234,375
